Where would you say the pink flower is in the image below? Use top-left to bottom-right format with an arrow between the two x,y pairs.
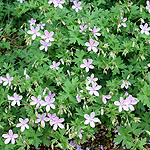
8,93 -> 23,106
1,73 -> 13,86
40,40 -> 52,52
86,82 -> 102,96
25,74 -> 30,80
84,112 -> 100,128
80,59 -> 94,72
89,26 -> 101,37
72,1 -> 82,12
114,97 -> 125,112
102,95 -> 111,104
140,23 -> 150,35
44,95 -> 55,112
16,118 -> 29,132
2,130 -> 18,144
37,23 -> 45,30
47,113 -> 56,126
121,80 -> 131,89
79,25 -> 87,34
35,113 -> 49,127
86,73 -> 98,85
51,117 -> 64,130
27,26 -> 41,40
30,95 -> 45,108
41,30 -> 54,42
53,0 -> 65,9
28,18 -> 36,26
146,1 -> 150,13
123,95 -> 138,111
85,38 -> 99,52
118,17 -> 127,28
50,61 -> 60,70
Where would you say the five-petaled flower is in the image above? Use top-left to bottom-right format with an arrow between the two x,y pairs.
41,30 -> 54,42
1,73 -> 13,86
86,73 -> 98,85
85,38 -> 99,52
40,40 -> 52,52
121,80 -> 131,89
86,82 -> 102,96
28,18 -> 36,26
51,117 -> 64,130
35,113 -> 49,127
118,17 -> 127,28
50,61 -> 60,70
27,26 -> 41,40
140,23 -> 150,35
30,95 -> 45,108
8,93 -> 23,106
146,1 -> 150,13
114,97 -> 125,112
89,26 -> 101,38
72,1 -> 82,12
2,130 -> 18,144
49,0 -> 65,9
84,112 -> 100,128
80,59 -> 94,72
79,25 -> 87,34
47,113 -> 57,126
44,95 -> 55,112
16,118 -> 29,132
102,95 -> 111,104
37,23 -> 45,30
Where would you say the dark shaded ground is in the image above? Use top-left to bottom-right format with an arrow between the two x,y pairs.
29,125 -> 150,150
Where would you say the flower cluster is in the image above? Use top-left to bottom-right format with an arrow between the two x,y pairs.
114,95 -> 138,112
27,18 -> 54,52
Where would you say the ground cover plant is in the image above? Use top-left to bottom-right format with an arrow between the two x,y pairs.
0,0 -> 150,149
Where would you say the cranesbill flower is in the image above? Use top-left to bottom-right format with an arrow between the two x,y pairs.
2,130 -> 18,144
41,30 -> 54,42
53,0 -> 65,9
16,118 -> 29,132
102,95 -> 111,104
84,112 -> 100,128
44,95 -> 55,112
27,26 -> 41,40
8,93 -> 23,106
80,59 -> 94,72
50,61 -> 60,70
114,97 -> 125,112
51,117 -> 64,130
40,40 -> 52,52
30,95 -> 45,108
86,73 -> 98,85
37,23 -> 45,30
118,17 -> 127,28
47,113 -> 56,126
2,73 -> 13,86
72,1 -> 82,12
123,95 -> 138,111
86,82 -> 102,97
28,18 -> 36,26
89,26 -> 101,37
146,1 -> 150,13
85,38 -> 99,52
140,23 -> 150,35
121,80 -> 131,89
79,25 -> 87,34
35,113 -> 49,127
